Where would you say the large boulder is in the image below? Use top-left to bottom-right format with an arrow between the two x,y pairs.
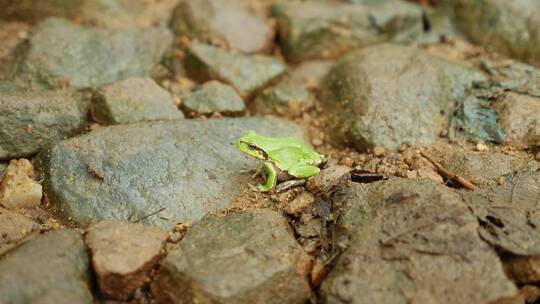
38,117 -> 305,228
320,178 -> 517,303
0,229 -> 93,303
169,0 -> 273,53
12,17 -> 172,90
152,209 -> 311,303
0,86 -> 87,160
321,44 -> 484,151
449,0 -> 540,67
270,0 -> 424,62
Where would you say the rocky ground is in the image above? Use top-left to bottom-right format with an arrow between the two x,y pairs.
0,0 -> 540,303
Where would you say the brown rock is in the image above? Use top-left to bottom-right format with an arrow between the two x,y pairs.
320,178 -> 517,303
494,92 -> 540,149
0,159 -> 42,209
306,165 -> 350,197
504,254 -> 540,285
283,192 -> 315,216
0,207 -> 34,255
86,220 -> 168,300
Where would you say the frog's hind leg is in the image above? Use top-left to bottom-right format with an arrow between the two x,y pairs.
259,161 -> 277,192
289,164 -> 320,178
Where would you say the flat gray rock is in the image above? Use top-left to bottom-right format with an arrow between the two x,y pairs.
441,149 -> 530,188
0,86 -> 87,160
180,81 -> 245,116
0,229 -> 93,304
185,42 -> 287,98
39,117 -> 305,228
12,17 -> 172,89
152,208 -> 311,303
170,0 -> 273,53
253,81 -> 313,119
271,0 -> 424,62
92,77 -> 183,125
450,0 -> 540,67
320,178 -> 517,303
321,44 -> 485,151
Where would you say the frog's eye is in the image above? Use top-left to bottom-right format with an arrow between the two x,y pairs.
248,144 -> 257,150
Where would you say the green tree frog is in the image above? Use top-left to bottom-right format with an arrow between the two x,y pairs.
236,130 -> 323,192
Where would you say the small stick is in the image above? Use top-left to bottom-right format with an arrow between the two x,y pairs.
133,207 -> 166,223
420,151 -> 477,191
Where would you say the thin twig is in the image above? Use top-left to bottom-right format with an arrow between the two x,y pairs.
133,207 -> 166,223
420,151 -> 477,191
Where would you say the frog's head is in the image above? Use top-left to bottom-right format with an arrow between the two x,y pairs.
236,130 -> 266,160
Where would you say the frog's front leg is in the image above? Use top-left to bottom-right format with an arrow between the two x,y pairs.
259,160 -> 277,192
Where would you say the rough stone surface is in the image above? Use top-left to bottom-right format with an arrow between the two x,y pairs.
253,81 -> 313,119
0,229 -> 93,304
306,165 -> 351,198
271,0 -> 424,62
0,159 -> 42,209
0,162 -> 6,177
170,0 -> 273,53
0,0 -> 178,28
441,149 -> 524,187
494,92 -> 540,149
321,44 -> 485,151
39,117 -> 305,228
12,17 -> 173,89
92,77 -> 183,125
180,80 -> 245,115
0,87 -> 87,160
320,178 -> 517,303
462,171 -> 540,256
450,0 -> 540,67
152,208 -> 311,304
86,220 -> 168,300
185,42 -> 287,98
289,60 -> 335,88
0,207 -> 35,255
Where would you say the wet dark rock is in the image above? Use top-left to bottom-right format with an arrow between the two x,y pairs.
0,87 -> 87,160
253,81 -> 313,119
0,229 -> 93,303
0,0 -> 178,28
38,117 -> 304,228
270,0 -> 424,62
184,42 -> 287,98
12,17 -> 172,89
0,207 -> 35,255
449,0 -> 540,67
320,178 -> 517,303
321,44 -> 484,151
152,208 -> 311,304
441,149 -> 526,187
180,81 -> 245,116
462,171 -> 540,256
449,95 -> 507,144
91,77 -> 183,125
170,0 -> 273,53
494,92 -> 540,149
86,220 -> 168,300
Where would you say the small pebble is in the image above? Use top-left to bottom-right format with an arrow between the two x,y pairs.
398,145 -> 407,153
475,143 -> 488,151
439,129 -> 448,137
339,157 -> 354,167
372,146 -> 386,157
497,176 -> 505,185
311,138 -> 323,147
